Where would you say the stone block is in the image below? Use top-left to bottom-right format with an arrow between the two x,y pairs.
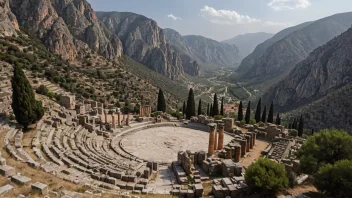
0,158 -> 6,165
31,182 -> 48,195
193,183 -> 203,197
11,175 -> 32,185
0,165 -> 15,177
0,184 -> 13,195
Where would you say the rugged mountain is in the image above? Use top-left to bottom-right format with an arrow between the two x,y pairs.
263,27 -> 352,132
222,32 -> 274,57
96,11 -> 199,80
237,12 -> 352,85
0,0 -> 19,37
164,28 -> 242,70
236,22 -> 312,74
9,0 -> 123,61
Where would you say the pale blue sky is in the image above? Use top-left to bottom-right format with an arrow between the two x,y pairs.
88,0 -> 352,41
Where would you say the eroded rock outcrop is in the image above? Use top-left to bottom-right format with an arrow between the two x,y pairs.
97,11 -> 189,80
0,0 -> 19,37
9,0 -> 122,61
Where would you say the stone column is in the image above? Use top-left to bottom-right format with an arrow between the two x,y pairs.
217,123 -> 225,150
238,139 -> 247,157
126,114 -> 129,126
225,147 -> 232,159
92,117 -> 95,129
214,132 -> 218,151
223,118 -> 234,132
122,114 -> 125,125
253,132 -> 256,146
234,146 -> 241,162
245,135 -> 251,151
207,123 -> 217,157
118,113 -> 121,126
104,110 -> 108,124
112,115 -> 116,129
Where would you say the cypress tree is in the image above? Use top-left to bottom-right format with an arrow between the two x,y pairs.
186,88 -> 195,119
210,104 -> 213,117
275,114 -> 281,125
267,102 -> 274,123
237,101 -> 243,121
157,88 -> 166,112
12,63 -> 44,129
245,101 -> 251,124
298,115 -> 304,137
197,99 -> 202,115
207,103 -> 210,116
255,98 -> 262,123
261,105 -> 267,123
220,97 -> 224,116
213,93 -> 219,116
182,101 -> 186,115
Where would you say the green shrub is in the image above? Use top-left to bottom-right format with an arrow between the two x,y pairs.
258,121 -> 265,127
240,120 -> 246,125
36,85 -> 49,95
315,160 -> 352,198
47,91 -> 54,99
297,129 -> 352,174
249,119 -> 256,125
288,129 -> 298,137
245,158 -> 288,195
213,115 -> 223,120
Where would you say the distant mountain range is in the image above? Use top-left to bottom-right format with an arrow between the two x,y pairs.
222,32 -> 274,57
236,12 -> 352,86
263,27 -> 352,133
164,28 -> 242,70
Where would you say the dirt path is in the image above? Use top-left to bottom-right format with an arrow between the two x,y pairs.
240,139 -> 270,167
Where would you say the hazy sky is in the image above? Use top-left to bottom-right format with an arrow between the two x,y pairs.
88,0 -> 352,41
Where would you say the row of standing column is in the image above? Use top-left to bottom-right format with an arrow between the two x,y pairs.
208,123 -> 225,157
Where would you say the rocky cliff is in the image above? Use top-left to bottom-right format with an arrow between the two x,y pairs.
222,32 -> 274,58
97,11 -> 199,80
236,22 -> 312,74
237,12 -> 352,85
0,0 -> 19,37
9,0 -> 122,61
164,28 -> 242,70
263,27 -> 352,133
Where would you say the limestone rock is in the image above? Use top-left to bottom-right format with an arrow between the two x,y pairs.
0,0 -> 19,37
164,28 -> 242,70
97,11 -> 186,80
236,12 -> 352,85
264,28 -> 352,133
9,0 -> 122,61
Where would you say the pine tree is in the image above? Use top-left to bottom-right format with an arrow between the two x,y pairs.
261,105 -> 267,123
213,93 -> 219,116
238,101 -> 243,121
12,63 -> 44,129
207,103 -> 210,116
255,98 -> 262,123
298,115 -> 304,137
157,88 -> 166,112
267,102 -> 274,123
245,101 -> 251,124
186,88 -> 195,119
275,114 -> 281,125
182,101 -> 186,115
210,104 -> 213,117
197,99 -> 202,115
220,97 -> 224,116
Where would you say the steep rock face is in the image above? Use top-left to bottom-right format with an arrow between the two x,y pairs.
222,32 -> 274,57
285,86 -> 352,133
237,12 -> 352,84
164,28 -> 242,70
9,0 -> 122,61
97,11 -> 191,80
0,0 -> 19,37
263,27 -> 352,112
236,22 -> 312,74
